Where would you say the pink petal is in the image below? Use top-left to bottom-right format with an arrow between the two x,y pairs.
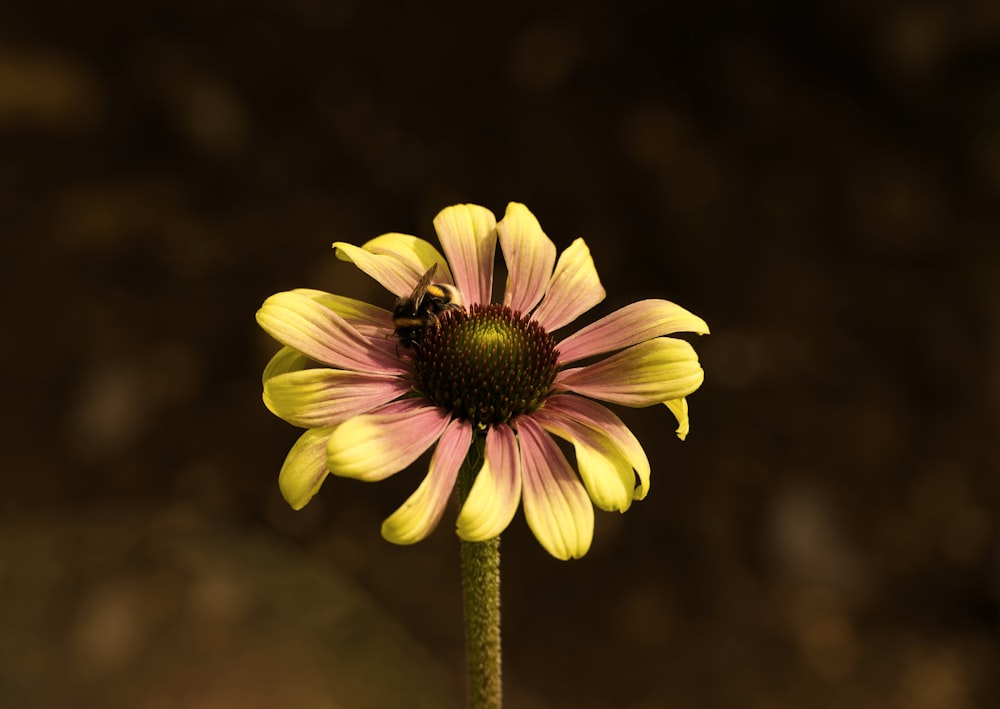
457,424 -> 522,542
497,202 -> 556,315
434,204 -> 497,306
286,290 -> 405,364
326,399 -> 452,481
557,299 -> 710,364
381,418 -> 473,545
257,292 -> 407,375
264,369 -> 411,428
531,238 -> 606,332
516,417 -> 594,560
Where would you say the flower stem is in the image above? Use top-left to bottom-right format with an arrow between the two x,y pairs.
456,435 -> 501,709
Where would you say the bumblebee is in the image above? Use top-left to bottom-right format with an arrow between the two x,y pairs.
392,263 -> 464,348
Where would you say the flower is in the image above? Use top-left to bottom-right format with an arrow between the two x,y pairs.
256,203 -> 708,559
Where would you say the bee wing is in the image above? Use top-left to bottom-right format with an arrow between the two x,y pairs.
409,263 -> 438,310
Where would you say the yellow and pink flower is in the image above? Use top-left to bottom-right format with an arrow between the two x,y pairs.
257,203 -> 708,559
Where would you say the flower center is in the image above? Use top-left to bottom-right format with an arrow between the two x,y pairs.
413,304 -> 559,427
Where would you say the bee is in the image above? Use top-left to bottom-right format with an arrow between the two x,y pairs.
392,263 -> 464,348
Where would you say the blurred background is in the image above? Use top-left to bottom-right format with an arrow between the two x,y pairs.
2,0 -> 998,707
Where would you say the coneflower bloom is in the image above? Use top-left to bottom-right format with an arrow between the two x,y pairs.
256,203 -> 708,559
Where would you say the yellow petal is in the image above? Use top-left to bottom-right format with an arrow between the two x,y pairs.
538,416 -> 634,512
537,394 -> 651,500
575,438 -> 635,511
517,418 -> 594,560
326,400 -> 451,481
457,425 -> 521,541
556,337 -> 704,407
331,241 -> 421,298
264,369 -> 410,428
335,232 -> 453,292
333,233 -> 453,300
291,289 -> 393,336
663,398 -> 690,440
363,232 -> 454,284
262,346 -> 311,385
278,426 -> 334,510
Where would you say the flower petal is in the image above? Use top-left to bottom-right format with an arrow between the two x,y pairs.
382,418 -> 472,545
257,291 -> 406,375
533,394 -> 651,505
262,346 -> 313,385
285,290 -> 404,364
537,417 -> 633,512
331,241 -> 416,297
531,238 -> 606,332
664,398 -> 690,440
333,234 -> 453,298
434,204 -> 497,306
457,425 -> 521,542
557,299 -> 710,364
364,233 -> 456,283
556,337 -> 704,407
327,399 -> 452,481
278,426 -> 335,510
497,202 -> 556,315
538,394 -> 651,498
517,417 -> 594,560
292,289 -> 394,337
264,369 -> 411,428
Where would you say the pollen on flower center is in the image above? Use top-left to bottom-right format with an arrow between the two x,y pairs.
413,304 -> 559,427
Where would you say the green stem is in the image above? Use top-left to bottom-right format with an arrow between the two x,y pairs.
456,435 -> 501,709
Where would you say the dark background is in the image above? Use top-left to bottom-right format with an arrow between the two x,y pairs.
3,1 -> 998,707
